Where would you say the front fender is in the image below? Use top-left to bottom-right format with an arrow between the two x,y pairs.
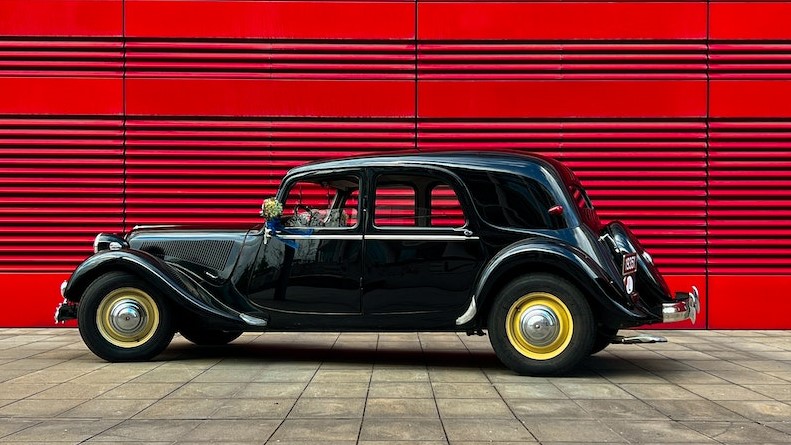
459,238 -> 652,327
63,249 -> 242,325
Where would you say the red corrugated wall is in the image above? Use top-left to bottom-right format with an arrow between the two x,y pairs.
0,0 -> 788,328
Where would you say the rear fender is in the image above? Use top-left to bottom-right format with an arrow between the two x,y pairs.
459,239 -> 651,327
63,250 -> 243,325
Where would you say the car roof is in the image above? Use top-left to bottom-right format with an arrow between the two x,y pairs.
287,151 -> 570,180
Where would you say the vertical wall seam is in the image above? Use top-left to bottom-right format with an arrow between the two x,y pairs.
705,0 -> 710,329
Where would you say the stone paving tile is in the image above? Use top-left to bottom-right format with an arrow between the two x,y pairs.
681,384 -> 771,401
644,399 -> 747,421
603,420 -> 716,443
211,398 -> 295,419
289,398 -> 364,418
236,382 -> 307,399
432,383 -> 500,399
554,382 -> 634,399
179,419 -> 281,442
507,398 -> 592,419
359,418 -> 445,441
166,382 -> 246,399
682,421 -> 791,443
575,399 -> 667,420
94,419 -> 202,442
1,419 -> 121,443
133,398 -> 226,420
364,398 -> 438,418
715,400 -> 791,421
60,399 -> 157,419
444,418 -> 534,442
522,419 -> 624,442
620,383 -> 704,400
436,398 -> 513,419
301,382 -> 368,398
368,382 -> 433,398
0,398 -> 84,418
271,419 -> 362,442
96,382 -> 181,400
494,383 -> 567,399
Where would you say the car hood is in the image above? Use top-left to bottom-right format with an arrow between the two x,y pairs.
127,227 -> 250,281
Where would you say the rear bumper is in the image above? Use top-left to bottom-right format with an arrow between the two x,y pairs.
661,286 -> 700,324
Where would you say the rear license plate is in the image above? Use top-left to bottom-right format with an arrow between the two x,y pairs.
622,253 -> 637,275
622,253 -> 637,295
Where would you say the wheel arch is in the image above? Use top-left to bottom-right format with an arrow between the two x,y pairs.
471,241 -> 646,329
64,250 -> 242,326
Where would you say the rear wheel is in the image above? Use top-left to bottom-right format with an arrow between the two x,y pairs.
488,274 -> 595,375
78,271 -> 174,362
179,326 -> 242,346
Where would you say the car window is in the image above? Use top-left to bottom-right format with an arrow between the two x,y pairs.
374,173 -> 466,228
282,175 -> 359,229
430,185 -> 465,228
569,184 -> 601,231
465,171 -> 558,230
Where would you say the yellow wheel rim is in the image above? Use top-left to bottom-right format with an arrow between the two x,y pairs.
96,287 -> 160,348
505,292 -> 573,360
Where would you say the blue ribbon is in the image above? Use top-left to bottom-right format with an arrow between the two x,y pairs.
265,219 -> 313,249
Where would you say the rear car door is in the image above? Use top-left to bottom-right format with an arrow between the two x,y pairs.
362,168 -> 485,317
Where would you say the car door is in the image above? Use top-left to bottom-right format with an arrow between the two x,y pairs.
362,168 -> 485,316
246,170 -> 363,314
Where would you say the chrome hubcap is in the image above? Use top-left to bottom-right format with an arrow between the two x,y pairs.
109,299 -> 147,335
519,305 -> 559,347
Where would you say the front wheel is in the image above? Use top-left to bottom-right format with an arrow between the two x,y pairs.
487,274 -> 595,375
77,271 -> 174,362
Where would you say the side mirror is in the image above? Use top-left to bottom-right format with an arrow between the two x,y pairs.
548,205 -> 564,216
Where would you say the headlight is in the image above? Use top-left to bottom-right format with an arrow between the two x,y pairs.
93,233 -> 128,253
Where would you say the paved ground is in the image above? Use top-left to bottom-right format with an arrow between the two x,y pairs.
0,329 -> 790,444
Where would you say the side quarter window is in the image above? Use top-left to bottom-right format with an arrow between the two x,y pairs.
466,171 -> 559,230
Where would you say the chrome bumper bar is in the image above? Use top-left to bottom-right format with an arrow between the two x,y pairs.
662,285 -> 700,324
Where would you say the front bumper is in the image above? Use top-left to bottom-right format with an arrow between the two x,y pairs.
662,286 -> 700,324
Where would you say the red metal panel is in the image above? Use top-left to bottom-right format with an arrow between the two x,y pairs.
418,80 -> 706,118
710,2 -> 791,40
0,77 -> 123,115
0,273 -> 73,327
127,79 -> 415,117
709,276 -> 791,329
418,2 -> 706,40
126,1 -> 415,39
710,80 -> 791,118
0,0 -> 122,36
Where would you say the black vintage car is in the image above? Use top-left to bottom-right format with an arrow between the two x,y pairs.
55,152 -> 698,375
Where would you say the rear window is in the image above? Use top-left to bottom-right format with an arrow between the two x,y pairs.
465,171 -> 558,230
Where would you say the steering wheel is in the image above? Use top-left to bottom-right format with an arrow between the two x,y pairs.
292,204 -> 317,226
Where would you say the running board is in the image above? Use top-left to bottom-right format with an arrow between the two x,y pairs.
611,334 -> 667,344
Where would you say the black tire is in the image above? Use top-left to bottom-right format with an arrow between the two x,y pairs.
591,326 -> 619,354
487,273 -> 595,376
77,271 -> 174,362
179,326 -> 242,346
